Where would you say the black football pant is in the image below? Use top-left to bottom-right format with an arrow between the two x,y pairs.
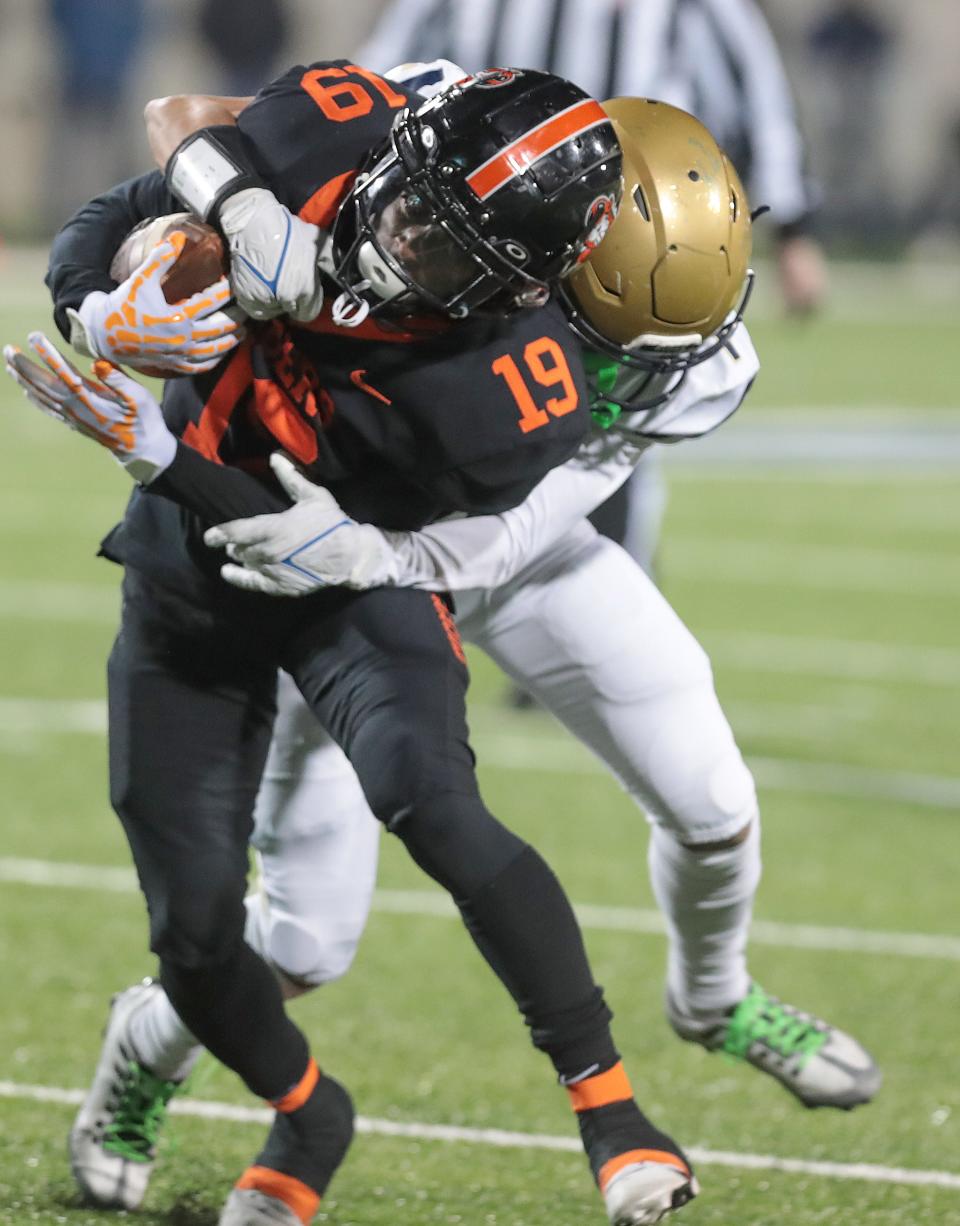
108,572 -> 616,1099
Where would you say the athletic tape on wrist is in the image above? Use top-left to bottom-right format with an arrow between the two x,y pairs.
166,126 -> 265,225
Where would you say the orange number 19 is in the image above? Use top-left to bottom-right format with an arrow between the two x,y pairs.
491,337 -> 579,434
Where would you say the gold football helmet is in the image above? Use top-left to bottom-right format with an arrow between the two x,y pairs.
563,97 -> 753,382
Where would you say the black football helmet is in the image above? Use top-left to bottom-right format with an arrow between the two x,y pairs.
330,68 -> 623,322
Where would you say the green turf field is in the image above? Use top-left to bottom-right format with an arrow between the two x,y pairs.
1,253 -> 959,1224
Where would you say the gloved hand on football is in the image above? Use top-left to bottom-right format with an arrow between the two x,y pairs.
219,188 -> 324,322
205,453 -> 393,595
3,332 -> 176,483
67,232 -> 241,376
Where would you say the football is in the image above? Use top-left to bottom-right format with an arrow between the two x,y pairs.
109,212 -> 228,303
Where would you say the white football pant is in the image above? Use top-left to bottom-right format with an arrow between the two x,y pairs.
245,521 -> 760,1015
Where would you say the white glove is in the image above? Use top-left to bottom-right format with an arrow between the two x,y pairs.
220,188 -> 324,322
204,453 -> 395,595
66,232 -> 241,376
3,332 -> 176,483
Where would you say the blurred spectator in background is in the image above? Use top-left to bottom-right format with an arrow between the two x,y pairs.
807,1 -> 893,239
198,0 -> 291,96
912,112 -> 960,252
359,0 -> 827,590
45,0 -> 146,229
360,0 -> 827,318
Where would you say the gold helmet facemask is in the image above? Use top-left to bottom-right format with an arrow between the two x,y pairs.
561,98 -> 753,420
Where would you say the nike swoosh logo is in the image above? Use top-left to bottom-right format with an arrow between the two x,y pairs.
349,368 -> 392,405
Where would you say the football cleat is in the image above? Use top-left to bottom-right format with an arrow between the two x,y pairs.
667,982 -> 882,1109
218,1187 -> 304,1225
69,980 -> 181,1209
602,1157 -> 699,1225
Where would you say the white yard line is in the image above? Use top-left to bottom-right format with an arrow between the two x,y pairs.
2,695 -> 959,810
0,1079 -> 957,1191
0,581 -> 119,623
3,857 -> 959,962
4,578 -> 959,690
705,630 -> 960,688
666,539 -> 960,595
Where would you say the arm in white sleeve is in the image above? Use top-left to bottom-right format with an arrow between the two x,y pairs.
387,431 -> 649,591
212,326 -> 758,598
386,323 -> 759,590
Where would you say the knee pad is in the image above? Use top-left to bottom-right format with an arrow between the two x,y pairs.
244,892 -> 363,989
630,685 -> 758,846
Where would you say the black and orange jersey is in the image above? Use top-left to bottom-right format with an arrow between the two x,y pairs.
46,61 -> 415,324
47,61 -> 591,595
235,60 -> 414,226
159,299 -> 588,528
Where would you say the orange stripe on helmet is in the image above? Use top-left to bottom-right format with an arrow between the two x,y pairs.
466,99 -> 609,201
565,1061 -> 633,1112
598,1149 -> 692,1193
235,1166 -> 320,1224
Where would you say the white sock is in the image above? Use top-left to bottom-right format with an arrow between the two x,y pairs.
648,818 -> 761,1016
127,989 -> 202,1083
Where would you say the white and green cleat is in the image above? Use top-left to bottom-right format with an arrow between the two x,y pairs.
69,981 -> 181,1209
667,982 -> 881,1109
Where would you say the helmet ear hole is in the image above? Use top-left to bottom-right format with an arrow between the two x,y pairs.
356,240 -> 408,302
332,68 -> 623,320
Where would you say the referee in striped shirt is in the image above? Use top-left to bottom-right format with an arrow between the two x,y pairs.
359,0 -> 826,314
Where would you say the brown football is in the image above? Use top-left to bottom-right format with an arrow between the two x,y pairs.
109,213 -> 228,303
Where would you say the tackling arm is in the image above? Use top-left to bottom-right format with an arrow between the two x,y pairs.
144,95 -> 253,169
207,325 -> 759,597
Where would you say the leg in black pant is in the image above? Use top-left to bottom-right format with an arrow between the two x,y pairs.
107,578 -> 308,1097
281,587 -> 695,1212
282,586 -> 615,1076
107,577 -> 353,1215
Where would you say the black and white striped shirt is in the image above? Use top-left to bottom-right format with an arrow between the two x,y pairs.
358,0 -> 816,233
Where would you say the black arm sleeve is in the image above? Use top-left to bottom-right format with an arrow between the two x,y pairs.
147,442 -> 291,523
46,171 -> 180,340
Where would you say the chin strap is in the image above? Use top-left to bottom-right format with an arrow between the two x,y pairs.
331,291 -> 371,329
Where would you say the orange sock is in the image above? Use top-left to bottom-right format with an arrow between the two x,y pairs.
564,1060 -> 634,1112
565,1061 -> 691,1189
270,1056 -> 320,1113
235,1166 -> 320,1224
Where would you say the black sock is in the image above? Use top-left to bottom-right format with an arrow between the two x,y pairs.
257,1067 -> 355,1196
563,1060 -> 692,1187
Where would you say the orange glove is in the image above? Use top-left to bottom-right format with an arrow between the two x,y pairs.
66,232 -> 242,376
4,332 -> 176,483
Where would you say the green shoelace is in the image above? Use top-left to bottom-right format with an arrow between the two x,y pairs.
102,1061 -> 178,1163
723,985 -> 828,1067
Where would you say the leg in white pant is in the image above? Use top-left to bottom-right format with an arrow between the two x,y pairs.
248,671 -> 381,992
460,522 -> 760,1016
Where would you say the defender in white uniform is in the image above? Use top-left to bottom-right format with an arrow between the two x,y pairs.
60,92 -> 879,1224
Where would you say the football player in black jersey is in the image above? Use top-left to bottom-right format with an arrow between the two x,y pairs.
6,64 -> 698,1226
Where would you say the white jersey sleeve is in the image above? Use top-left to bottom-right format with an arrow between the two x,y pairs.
381,324 -> 759,593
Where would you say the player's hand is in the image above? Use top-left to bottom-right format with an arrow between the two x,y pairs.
219,188 -> 324,322
204,454 -> 390,595
3,333 -> 176,483
67,232 -> 241,375
777,235 -> 828,316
